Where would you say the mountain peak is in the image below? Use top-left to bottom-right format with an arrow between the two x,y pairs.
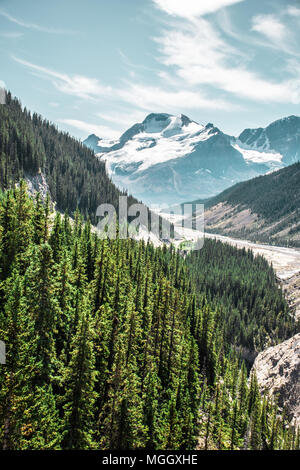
139,113 -> 199,138
180,114 -> 196,126
267,115 -> 300,131
142,113 -> 171,124
83,133 -> 101,150
275,115 -> 299,124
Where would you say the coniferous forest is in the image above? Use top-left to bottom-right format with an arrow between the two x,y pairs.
0,93 -> 138,222
0,94 -> 299,451
0,183 -> 299,450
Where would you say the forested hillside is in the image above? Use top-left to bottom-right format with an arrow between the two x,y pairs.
196,163 -> 300,245
0,184 -> 298,450
0,92 -> 137,222
185,240 -> 294,361
205,162 -> 300,219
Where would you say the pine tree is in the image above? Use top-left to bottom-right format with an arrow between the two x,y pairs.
23,243 -> 59,385
98,342 -> 147,450
62,296 -> 97,450
32,192 -> 46,245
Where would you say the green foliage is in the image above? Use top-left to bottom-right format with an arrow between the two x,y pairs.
185,240 -> 295,358
0,186 -> 298,450
0,92 -> 137,223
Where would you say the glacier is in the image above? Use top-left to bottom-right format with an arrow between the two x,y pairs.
84,113 -> 300,206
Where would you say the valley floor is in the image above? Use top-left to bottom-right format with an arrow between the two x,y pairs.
204,232 -> 300,320
160,212 -> 300,320
205,234 -> 300,280
162,212 -> 300,276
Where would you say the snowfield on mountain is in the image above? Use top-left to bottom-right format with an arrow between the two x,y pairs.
84,113 -> 300,205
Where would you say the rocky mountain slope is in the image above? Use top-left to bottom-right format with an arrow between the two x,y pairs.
194,162 -> 300,246
238,115 -> 300,166
84,113 -> 300,206
281,273 -> 300,320
252,333 -> 300,427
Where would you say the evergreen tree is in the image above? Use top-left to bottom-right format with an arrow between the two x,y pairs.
62,296 -> 97,450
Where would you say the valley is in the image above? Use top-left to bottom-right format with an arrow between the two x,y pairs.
205,234 -> 300,281
161,212 -> 300,427
204,235 -> 300,321
0,91 -> 299,451
1,0 -> 300,453
161,211 -> 300,280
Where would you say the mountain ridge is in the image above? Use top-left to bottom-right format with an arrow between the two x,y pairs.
84,113 -> 300,206
0,91 -> 140,224
198,162 -> 300,246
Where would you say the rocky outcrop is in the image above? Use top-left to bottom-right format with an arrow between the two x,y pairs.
280,273 -> 300,321
252,333 -> 300,426
25,172 -> 51,202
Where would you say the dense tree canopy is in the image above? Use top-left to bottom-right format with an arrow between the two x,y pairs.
185,240 -> 295,361
0,93 -> 298,450
0,92 -> 138,223
0,185 -> 298,450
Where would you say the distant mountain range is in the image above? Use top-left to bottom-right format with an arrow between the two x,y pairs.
84,113 -> 300,206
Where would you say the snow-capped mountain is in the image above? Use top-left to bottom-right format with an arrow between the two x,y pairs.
237,115 -> 300,166
84,113 -> 299,206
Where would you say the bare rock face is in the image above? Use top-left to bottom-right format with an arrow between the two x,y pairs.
25,172 -> 51,202
252,333 -> 300,426
280,273 -> 300,321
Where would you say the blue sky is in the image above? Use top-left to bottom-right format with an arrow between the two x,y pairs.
1,0 -> 300,139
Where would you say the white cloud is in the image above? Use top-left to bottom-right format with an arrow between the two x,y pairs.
155,16 -> 300,103
152,0 -> 244,19
287,6 -> 300,17
14,55 -> 234,111
250,13 -> 299,57
13,56 -> 112,99
217,8 -> 299,58
0,31 -> 24,38
0,9 -> 76,34
96,110 -> 146,128
252,14 -> 287,43
58,119 -> 120,139
118,83 -> 236,111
